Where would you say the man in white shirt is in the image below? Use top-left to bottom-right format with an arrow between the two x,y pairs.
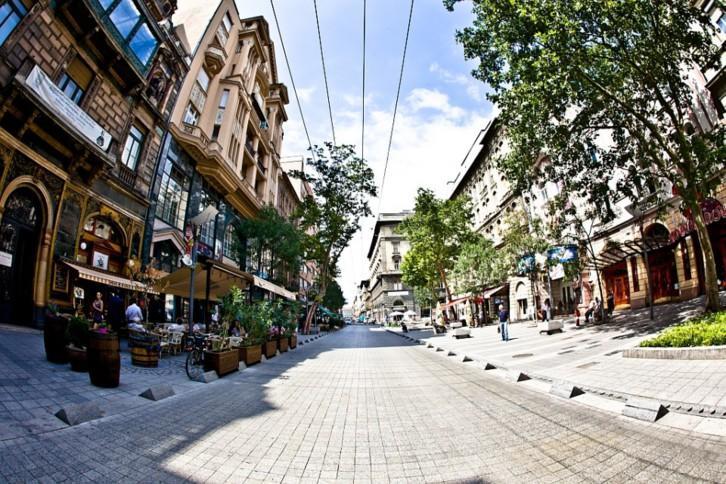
125,298 -> 143,324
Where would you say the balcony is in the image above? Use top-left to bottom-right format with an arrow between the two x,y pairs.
204,45 -> 227,76
117,164 -> 136,188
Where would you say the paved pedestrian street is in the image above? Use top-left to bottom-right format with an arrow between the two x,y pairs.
1,325 -> 725,483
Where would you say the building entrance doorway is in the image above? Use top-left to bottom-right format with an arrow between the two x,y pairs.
0,188 -> 43,325
603,261 -> 630,307
645,224 -> 678,302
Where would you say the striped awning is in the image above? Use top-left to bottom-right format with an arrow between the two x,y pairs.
65,261 -> 158,294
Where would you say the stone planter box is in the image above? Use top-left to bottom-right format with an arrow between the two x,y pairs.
539,320 -> 564,334
239,344 -> 262,365
623,345 -> 726,360
67,346 -> 87,372
289,334 -> 297,349
204,349 -> 239,376
264,340 -> 277,359
44,315 -> 69,363
278,337 -> 288,353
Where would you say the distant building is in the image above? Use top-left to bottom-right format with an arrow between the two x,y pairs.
366,212 -> 418,323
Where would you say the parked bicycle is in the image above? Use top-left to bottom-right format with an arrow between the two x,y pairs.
185,334 -> 209,380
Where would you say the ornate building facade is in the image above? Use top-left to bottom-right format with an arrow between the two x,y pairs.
0,0 -> 188,326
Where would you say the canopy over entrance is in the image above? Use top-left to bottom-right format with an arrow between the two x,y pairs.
65,261 -> 158,294
252,275 -> 297,300
155,260 -> 252,301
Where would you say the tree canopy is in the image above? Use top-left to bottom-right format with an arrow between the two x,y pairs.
400,188 -> 475,305
446,0 -> 724,311
288,143 -> 377,330
323,280 -> 346,313
234,204 -> 303,289
452,234 -> 509,296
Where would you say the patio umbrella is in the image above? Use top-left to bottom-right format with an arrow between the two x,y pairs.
389,311 -> 404,317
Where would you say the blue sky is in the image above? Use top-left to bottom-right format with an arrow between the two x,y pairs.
176,0 -> 496,303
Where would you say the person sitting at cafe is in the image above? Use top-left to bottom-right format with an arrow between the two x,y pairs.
229,320 -> 241,337
125,298 -> 143,324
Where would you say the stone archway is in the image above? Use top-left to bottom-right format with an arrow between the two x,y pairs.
0,177 -> 55,325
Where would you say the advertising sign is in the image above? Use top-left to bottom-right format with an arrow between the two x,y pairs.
516,253 -> 536,275
547,245 -> 578,263
25,66 -> 112,151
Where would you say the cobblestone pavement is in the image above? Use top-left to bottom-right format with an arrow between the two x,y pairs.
1,325 -> 726,483
0,323 -> 323,440
397,295 -> 726,414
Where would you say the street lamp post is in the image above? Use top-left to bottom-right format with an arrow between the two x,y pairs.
187,206 -> 219,336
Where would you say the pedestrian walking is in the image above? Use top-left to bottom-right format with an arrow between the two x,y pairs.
125,297 -> 143,324
108,292 -> 124,333
607,290 -> 615,317
542,298 -> 551,322
91,292 -> 104,328
498,304 -> 509,342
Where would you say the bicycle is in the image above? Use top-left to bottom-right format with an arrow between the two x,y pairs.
185,334 -> 209,381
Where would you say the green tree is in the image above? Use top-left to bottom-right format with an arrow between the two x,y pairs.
323,280 -> 346,312
452,234 -> 509,295
446,0 -> 724,311
234,205 -> 303,289
288,143 -> 377,332
400,189 -> 476,318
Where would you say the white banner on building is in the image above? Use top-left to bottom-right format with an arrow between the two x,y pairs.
25,65 -> 112,151
388,291 -> 409,296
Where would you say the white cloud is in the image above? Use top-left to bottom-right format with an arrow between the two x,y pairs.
429,62 -> 486,103
282,85 -> 494,303
297,86 -> 316,104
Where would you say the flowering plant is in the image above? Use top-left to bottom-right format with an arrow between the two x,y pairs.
268,325 -> 282,339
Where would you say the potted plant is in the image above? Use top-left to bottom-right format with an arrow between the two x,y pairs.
87,322 -> 120,388
66,315 -> 90,372
238,302 -> 265,366
204,291 -> 239,377
44,303 -> 69,363
271,300 -> 288,353
284,319 -> 298,349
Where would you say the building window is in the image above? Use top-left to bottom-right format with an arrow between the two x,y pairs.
197,68 -> 210,92
223,224 -> 236,259
156,153 -> 189,230
120,125 -> 145,170
99,0 -> 159,68
630,257 -> 640,292
394,261 -> 400,270
56,57 -> 93,105
392,241 -> 400,254
0,0 -> 26,46
681,240 -> 692,281
718,13 -> 726,33
212,89 -> 230,139
183,103 -> 200,125
222,11 -> 232,34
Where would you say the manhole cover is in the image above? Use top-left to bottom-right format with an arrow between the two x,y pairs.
576,361 -> 600,369
512,353 -> 533,358
604,350 -> 623,356
558,349 -> 575,355
561,345 -> 576,350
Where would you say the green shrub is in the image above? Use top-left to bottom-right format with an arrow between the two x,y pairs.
66,315 -> 90,349
639,311 -> 726,347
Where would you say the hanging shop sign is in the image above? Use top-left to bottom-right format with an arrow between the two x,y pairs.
0,251 -> 12,268
668,198 -> 724,244
546,245 -> 578,263
25,66 -> 112,151
516,253 -> 536,276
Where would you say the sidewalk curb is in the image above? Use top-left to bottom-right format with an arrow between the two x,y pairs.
384,328 -> 726,422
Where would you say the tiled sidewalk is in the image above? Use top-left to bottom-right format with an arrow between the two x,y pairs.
0,324 -> 325,440
394,295 -> 726,415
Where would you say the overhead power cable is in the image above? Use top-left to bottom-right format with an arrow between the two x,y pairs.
361,0 -> 367,160
270,0 -> 317,162
313,0 -> 336,145
378,0 -> 415,212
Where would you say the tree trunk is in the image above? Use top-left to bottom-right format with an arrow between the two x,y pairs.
439,268 -> 453,322
690,201 -> 721,312
304,302 -> 317,334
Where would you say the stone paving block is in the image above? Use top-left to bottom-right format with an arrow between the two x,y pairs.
622,397 -> 668,422
550,381 -> 584,399
139,385 -> 175,401
195,371 -> 218,384
54,402 -> 103,426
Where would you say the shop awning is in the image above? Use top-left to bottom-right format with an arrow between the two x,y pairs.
439,296 -> 469,310
482,285 -> 506,299
252,275 -> 297,300
64,261 -> 159,294
155,261 -> 252,301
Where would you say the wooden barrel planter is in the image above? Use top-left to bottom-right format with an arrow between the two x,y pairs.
129,331 -> 160,368
44,315 -> 69,363
289,334 -> 297,349
204,349 -> 238,376
66,346 -> 87,372
277,337 -> 288,353
239,344 -> 262,365
264,340 -> 277,359
87,332 -> 120,388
